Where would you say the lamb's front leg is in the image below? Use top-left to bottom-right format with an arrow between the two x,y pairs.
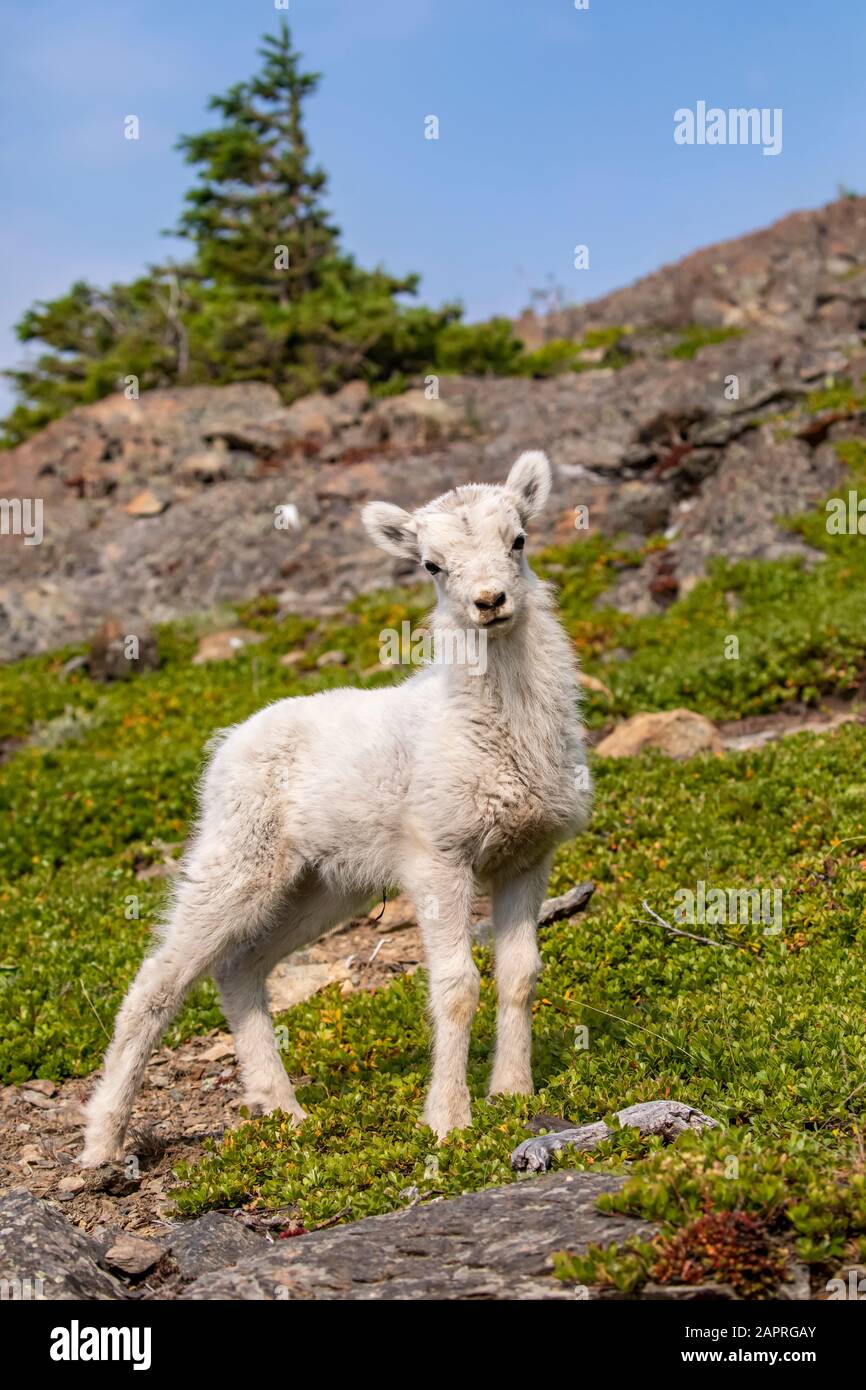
407,859 -> 479,1140
489,857 -> 550,1097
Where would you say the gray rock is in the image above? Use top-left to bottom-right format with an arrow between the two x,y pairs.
86,616 -> 159,681
177,1171 -> 654,1300
2,197 -> 865,660
0,1189 -> 128,1300
103,1232 -> 163,1277
165,1211 -> 266,1282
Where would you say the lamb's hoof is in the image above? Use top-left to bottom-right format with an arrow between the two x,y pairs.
432,1120 -> 472,1142
277,1105 -> 307,1126
423,1094 -> 472,1142
248,1096 -> 307,1124
78,1141 -> 123,1169
488,1074 -> 534,1098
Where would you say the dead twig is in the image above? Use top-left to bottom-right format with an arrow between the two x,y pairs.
79,979 -> 110,1038
576,1000 -> 704,1067
639,899 -> 734,949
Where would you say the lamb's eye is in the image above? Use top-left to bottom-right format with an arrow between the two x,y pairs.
424,560 -> 441,576
512,534 -> 526,552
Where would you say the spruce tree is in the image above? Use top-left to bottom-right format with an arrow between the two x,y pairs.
172,22 -> 341,304
1,21 -> 462,447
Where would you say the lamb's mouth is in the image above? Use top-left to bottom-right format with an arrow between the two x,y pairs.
482,613 -> 514,628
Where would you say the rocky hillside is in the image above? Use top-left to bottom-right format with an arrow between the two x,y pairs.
516,192 -> 866,343
2,195 -> 865,661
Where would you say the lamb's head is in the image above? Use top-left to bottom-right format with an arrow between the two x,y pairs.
362,450 -> 552,635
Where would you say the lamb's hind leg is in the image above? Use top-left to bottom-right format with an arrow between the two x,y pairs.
80,929 -> 219,1167
215,878 -> 364,1120
488,856 -> 550,1097
80,859 -> 291,1168
215,949 -> 305,1121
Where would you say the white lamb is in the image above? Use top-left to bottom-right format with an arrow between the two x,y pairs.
80,449 -> 592,1166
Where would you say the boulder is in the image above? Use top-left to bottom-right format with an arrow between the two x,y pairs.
165,1212 -> 264,1283
197,1034 -> 235,1062
578,671 -> 612,700
86,617 -> 159,681
596,709 -> 722,759
179,447 -> 230,483
124,488 -> 169,517
104,1233 -> 163,1277
176,1171 -> 654,1300
192,628 -> 265,664
267,961 -> 349,1012
0,1189 -> 127,1300
283,393 -> 337,441
375,390 -> 465,447
331,379 -> 370,417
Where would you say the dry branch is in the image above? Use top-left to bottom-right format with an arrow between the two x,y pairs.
511,1099 -> 720,1173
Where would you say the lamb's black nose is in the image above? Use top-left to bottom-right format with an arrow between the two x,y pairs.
474,590 -> 507,612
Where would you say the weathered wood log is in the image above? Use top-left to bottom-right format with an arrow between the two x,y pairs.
511,1099 -> 720,1173
473,880 -> 595,943
539,881 -> 596,925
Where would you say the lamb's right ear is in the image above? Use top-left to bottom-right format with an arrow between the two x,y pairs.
361,501 -> 420,561
506,449 -> 552,522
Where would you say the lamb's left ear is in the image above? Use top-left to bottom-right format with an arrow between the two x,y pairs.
361,501 -> 420,561
506,450 -> 552,522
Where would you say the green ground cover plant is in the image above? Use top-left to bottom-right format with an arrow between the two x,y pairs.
0,440 -> 863,1290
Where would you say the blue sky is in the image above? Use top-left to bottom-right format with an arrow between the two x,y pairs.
1,0 -> 864,415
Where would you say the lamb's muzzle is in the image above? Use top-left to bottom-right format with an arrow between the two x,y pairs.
80,448 -> 593,1166
474,588 -> 507,610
